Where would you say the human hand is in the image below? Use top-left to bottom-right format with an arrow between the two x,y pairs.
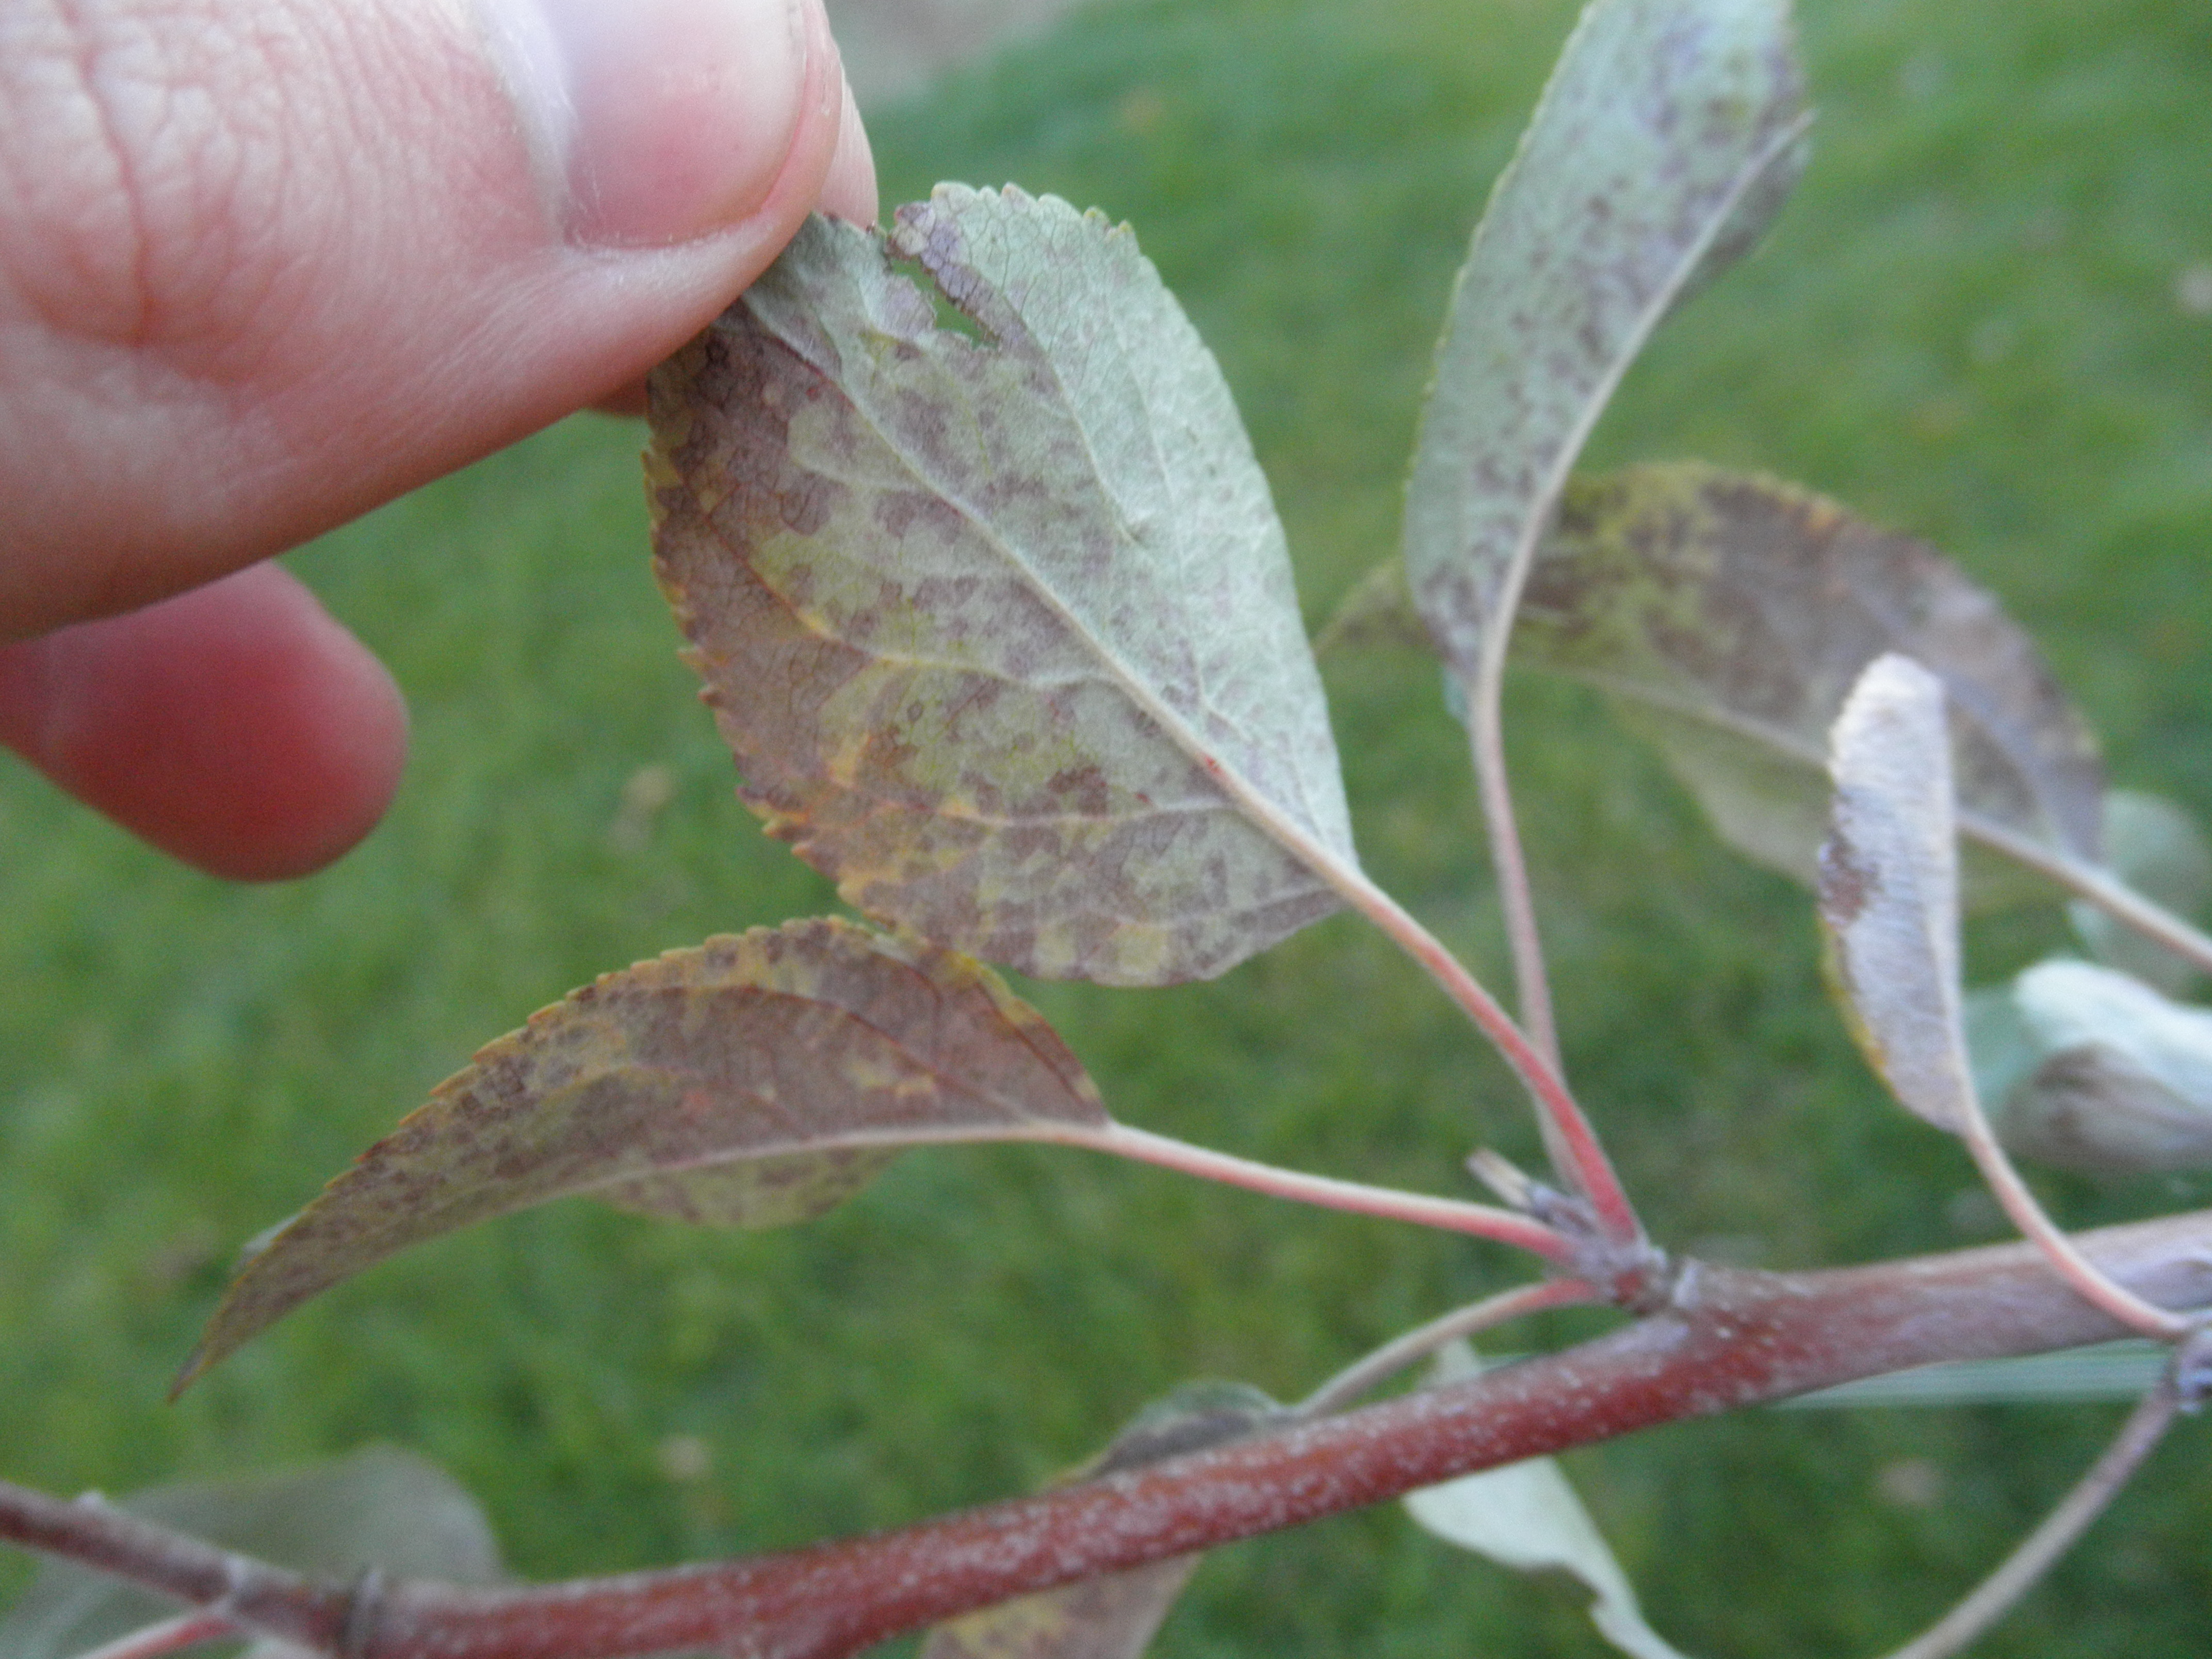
0,0 -> 875,878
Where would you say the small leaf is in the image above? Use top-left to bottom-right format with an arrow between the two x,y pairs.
2070,792 -> 2212,993
921,1382 -> 1285,1659
1980,959 -> 2212,1173
1404,0 -> 1806,679
0,1448 -> 500,1659
650,188 -> 1357,987
1323,466 -> 2106,909
1405,1344 -> 1694,1659
1817,654 -> 1977,1131
182,919 -> 1107,1386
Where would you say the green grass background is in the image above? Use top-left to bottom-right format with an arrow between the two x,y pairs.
6,0 -> 2211,1653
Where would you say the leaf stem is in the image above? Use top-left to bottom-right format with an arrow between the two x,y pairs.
67,1612 -> 238,1659
1463,675 -> 1563,1076
1949,1071 -> 2194,1339
1066,1123 -> 1580,1264
1874,1374 -> 2184,1659
1963,812 -> 2212,981
1294,1277 -> 1599,1417
1316,863 -> 1641,1247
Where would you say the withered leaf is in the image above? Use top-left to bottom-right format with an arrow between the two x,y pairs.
649,187 -> 1357,987
1403,0 -> 1807,681
181,919 -> 1107,1387
921,1382 -> 1284,1659
1817,655 -> 1977,1132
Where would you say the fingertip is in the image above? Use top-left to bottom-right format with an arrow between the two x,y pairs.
0,565 -> 408,881
819,70 -> 879,228
485,0 -> 841,249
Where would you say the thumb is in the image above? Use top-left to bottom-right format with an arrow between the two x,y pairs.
1,0 -> 872,877
1,0 -> 873,637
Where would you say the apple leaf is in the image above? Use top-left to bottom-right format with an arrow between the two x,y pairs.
1321,464 -> 2105,909
1525,466 -> 2104,902
1817,655 -> 1977,1131
921,1382 -> 1285,1659
1404,1344 -> 1694,1659
649,187 -> 1358,987
181,919 -> 1107,1386
0,1448 -> 501,1659
1973,959 -> 2212,1173
1403,0 -> 1807,682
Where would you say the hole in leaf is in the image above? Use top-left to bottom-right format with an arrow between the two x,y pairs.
888,253 -> 991,345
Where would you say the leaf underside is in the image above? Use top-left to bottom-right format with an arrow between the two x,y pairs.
1983,959 -> 2212,1173
181,919 -> 1107,1387
1817,654 -> 1978,1132
1324,464 -> 2105,907
1404,1343 -> 1693,1659
1403,0 -> 1807,680
649,187 -> 1357,987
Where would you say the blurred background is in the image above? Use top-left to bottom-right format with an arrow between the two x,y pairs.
5,1 -> 2210,1653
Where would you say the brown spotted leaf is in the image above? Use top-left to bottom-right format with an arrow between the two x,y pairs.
1322,465 -> 2106,909
1817,655 -> 1977,1131
180,919 -> 1108,1387
1403,0 -> 1807,681
649,187 -> 1357,987
1521,464 -> 2105,905
921,1382 -> 1285,1659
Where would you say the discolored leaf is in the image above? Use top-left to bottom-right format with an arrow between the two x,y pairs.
649,187 -> 1357,987
0,1448 -> 501,1659
2069,792 -> 2212,994
1817,655 -> 1977,1131
1522,466 -> 2104,903
921,1382 -> 1286,1659
182,919 -> 1107,1386
1326,466 -> 2106,908
1403,0 -> 1807,681
1976,959 -> 2212,1173
1404,1344 -> 1694,1659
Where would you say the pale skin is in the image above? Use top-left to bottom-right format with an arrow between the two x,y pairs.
0,0 -> 877,878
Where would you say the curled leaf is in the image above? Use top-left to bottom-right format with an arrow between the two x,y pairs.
1818,654 -> 1977,1131
921,1382 -> 1286,1659
1404,1344 -> 1694,1659
650,188 -> 1357,987
182,919 -> 1107,1387
1977,959 -> 2212,1173
1403,0 -> 1807,680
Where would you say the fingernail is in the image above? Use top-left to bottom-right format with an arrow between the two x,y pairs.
478,0 -> 811,247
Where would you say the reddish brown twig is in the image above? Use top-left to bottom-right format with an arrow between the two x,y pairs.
10,1211 -> 2210,1659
